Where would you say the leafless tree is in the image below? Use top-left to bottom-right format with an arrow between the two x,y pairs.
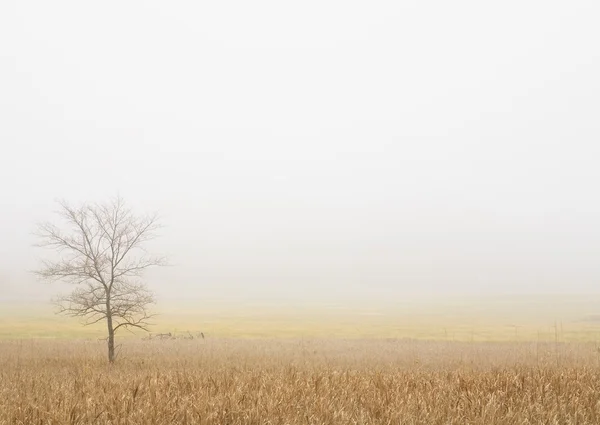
34,197 -> 167,363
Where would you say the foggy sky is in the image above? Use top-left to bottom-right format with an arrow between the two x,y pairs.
1,1 -> 599,305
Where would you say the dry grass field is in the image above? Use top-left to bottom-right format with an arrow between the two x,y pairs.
2,338 -> 600,424
5,294 -> 600,341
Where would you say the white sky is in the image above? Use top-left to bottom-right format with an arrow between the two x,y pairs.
1,1 -> 599,305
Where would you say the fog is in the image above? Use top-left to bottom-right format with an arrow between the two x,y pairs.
1,1 -> 599,308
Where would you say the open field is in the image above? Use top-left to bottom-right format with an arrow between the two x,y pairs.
2,338 -> 600,424
4,294 -> 600,342
3,296 -> 600,423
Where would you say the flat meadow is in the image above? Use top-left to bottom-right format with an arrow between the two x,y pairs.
3,297 -> 600,424
2,338 -> 600,424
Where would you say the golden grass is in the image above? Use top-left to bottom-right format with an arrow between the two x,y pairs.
2,338 -> 600,424
5,301 -> 600,342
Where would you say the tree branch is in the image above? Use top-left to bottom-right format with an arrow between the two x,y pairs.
34,197 -> 166,342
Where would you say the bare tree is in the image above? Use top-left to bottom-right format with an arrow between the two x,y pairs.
34,197 -> 166,363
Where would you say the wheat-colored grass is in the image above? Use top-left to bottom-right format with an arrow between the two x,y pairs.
1,338 -> 600,424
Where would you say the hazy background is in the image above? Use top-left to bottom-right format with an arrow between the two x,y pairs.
1,1 -> 599,309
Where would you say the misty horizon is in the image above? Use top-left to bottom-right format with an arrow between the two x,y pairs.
1,1 -> 600,308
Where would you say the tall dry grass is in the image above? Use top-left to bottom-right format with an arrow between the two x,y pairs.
1,338 -> 600,424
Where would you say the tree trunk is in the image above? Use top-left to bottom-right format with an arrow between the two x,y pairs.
106,305 -> 115,363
